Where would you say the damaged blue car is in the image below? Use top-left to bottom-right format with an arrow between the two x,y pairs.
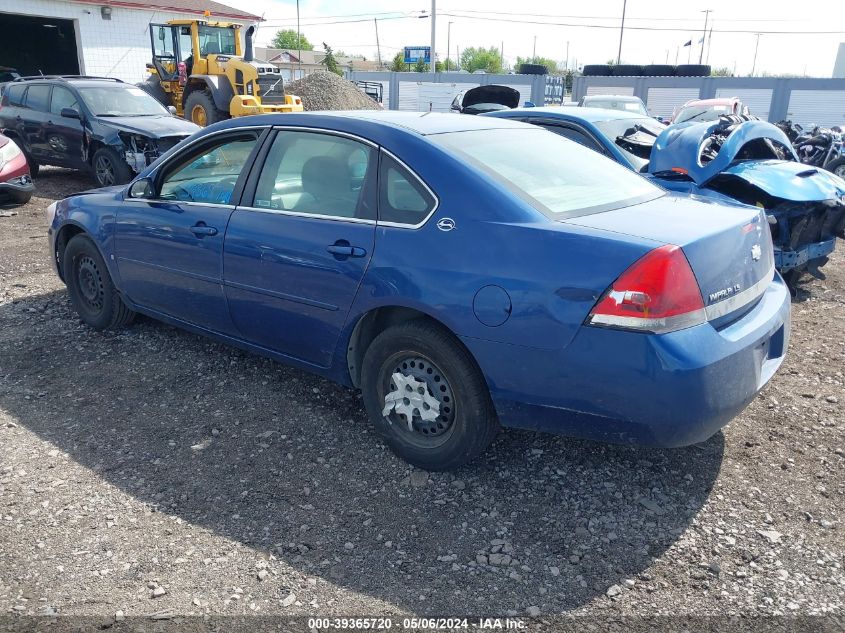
485,107 -> 845,292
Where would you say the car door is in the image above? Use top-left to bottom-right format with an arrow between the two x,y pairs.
115,128 -> 265,333
45,85 -> 86,169
224,128 -> 377,367
18,84 -> 52,161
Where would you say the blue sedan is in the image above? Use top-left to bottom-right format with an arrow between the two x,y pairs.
47,112 -> 790,470
484,107 -> 845,288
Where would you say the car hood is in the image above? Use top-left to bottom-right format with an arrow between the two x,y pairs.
462,85 -> 520,109
718,160 -> 845,202
95,115 -> 200,138
648,119 -> 800,185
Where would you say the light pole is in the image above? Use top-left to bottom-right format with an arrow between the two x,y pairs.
533,35 -> 536,61
617,0 -> 627,65
374,18 -> 382,70
447,21 -> 453,71
699,9 -> 712,64
296,0 -> 301,79
430,0 -> 436,77
751,33 -> 762,76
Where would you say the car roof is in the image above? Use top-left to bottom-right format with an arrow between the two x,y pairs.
682,97 -> 737,107
220,110 -> 531,136
500,106 -> 650,123
582,95 -> 642,102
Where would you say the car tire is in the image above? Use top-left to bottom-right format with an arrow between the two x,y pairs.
360,320 -> 499,471
612,64 -> 643,76
675,64 -> 711,77
63,234 -> 135,330
824,157 -> 845,180
582,64 -> 611,76
185,90 -> 227,127
643,64 -> 675,76
92,146 -> 132,187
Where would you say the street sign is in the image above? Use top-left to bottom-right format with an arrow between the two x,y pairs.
403,46 -> 431,64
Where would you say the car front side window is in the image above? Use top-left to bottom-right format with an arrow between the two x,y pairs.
50,86 -> 79,115
252,131 -> 375,220
158,133 -> 259,204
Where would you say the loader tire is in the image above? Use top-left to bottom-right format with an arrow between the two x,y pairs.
185,90 -> 227,127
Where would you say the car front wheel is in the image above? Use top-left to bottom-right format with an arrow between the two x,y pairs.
361,320 -> 498,471
63,234 -> 135,330
92,146 -> 132,187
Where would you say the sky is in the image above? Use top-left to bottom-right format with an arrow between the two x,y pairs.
222,0 -> 845,77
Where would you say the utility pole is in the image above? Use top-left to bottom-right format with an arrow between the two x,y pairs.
532,35 -> 536,61
430,0 -> 436,77
617,0 -> 627,65
565,41 -> 569,70
699,9 -> 712,64
296,0 -> 301,79
501,40 -> 504,70
706,25 -> 713,64
374,18 -> 382,70
751,33 -> 762,76
446,21 -> 453,71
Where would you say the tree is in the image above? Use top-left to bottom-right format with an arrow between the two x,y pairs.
440,59 -> 459,71
516,55 -> 559,74
711,66 -> 733,76
272,29 -> 313,51
321,42 -> 342,75
414,58 -> 428,73
389,52 -> 407,72
460,46 -> 503,74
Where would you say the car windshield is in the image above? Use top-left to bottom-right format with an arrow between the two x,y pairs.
78,85 -> 169,116
594,117 -> 666,170
674,104 -> 731,124
587,99 -> 647,116
431,128 -> 663,218
199,25 -> 237,55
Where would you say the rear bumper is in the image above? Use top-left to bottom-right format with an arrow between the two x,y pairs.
464,274 -> 791,447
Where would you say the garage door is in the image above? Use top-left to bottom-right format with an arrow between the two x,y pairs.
787,90 -> 845,128
716,88 -> 773,121
399,82 -> 480,111
586,85 -> 634,97
646,88 -> 700,119
0,13 -> 80,76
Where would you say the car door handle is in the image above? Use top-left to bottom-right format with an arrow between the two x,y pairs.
190,223 -> 218,237
326,243 -> 367,257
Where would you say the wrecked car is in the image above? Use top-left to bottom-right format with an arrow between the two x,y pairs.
451,85 -> 521,114
484,107 -> 845,291
0,76 -> 199,187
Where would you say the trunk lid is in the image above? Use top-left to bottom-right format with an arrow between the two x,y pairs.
565,194 -> 774,321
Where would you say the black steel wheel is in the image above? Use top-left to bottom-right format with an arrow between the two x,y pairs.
63,234 -> 135,330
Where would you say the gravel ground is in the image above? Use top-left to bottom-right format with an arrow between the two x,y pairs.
0,168 -> 843,628
286,71 -> 382,111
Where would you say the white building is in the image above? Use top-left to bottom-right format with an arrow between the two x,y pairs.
0,0 -> 260,84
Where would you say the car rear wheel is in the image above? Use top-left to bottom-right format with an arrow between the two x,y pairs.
360,320 -> 498,471
92,146 -> 132,187
63,234 -> 135,330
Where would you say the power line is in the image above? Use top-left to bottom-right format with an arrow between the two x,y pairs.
442,7 -> 823,23
439,11 -> 845,34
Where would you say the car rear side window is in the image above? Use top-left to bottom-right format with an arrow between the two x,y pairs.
252,131 -> 375,220
543,125 -> 602,152
25,85 -> 51,112
158,133 -> 259,204
431,128 -> 663,219
379,154 -> 436,225
5,85 -> 25,107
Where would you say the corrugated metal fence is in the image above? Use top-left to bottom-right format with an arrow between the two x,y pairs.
346,71 -> 548,113
573,76 -> 845,127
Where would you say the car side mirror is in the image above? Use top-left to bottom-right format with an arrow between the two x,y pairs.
128,177 -> 154,199
61,107 -> 80,119
167,105 -> 177,115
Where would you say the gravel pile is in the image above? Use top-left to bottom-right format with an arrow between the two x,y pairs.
286,71 -> 381,111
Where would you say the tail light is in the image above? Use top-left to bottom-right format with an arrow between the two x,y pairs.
587,244 -> 706,334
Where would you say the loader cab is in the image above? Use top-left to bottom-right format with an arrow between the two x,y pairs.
149,21 -> 241,80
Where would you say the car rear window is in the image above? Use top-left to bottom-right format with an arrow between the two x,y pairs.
430,128 -> 663,218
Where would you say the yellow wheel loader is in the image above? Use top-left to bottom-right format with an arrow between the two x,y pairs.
141,19 -> 303,125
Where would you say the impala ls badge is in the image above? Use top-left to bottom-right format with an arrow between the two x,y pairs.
436,218 -> 456,232
751,244 -> 762,261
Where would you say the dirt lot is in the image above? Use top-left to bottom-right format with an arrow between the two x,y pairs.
0,169 -> 843,626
